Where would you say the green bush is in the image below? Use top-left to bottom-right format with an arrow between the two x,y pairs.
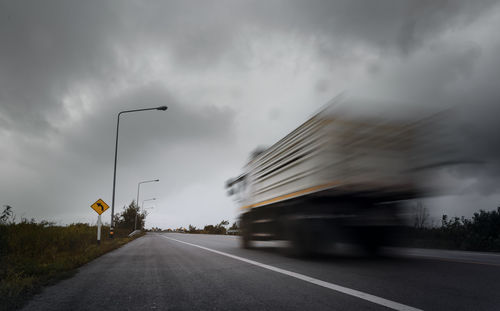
409,207 -> 500,251
186,220 -> 229,234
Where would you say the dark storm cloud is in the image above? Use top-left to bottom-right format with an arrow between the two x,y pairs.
359,32 -> 500,196
0,82 -> 237,223
1,0 -> 496,136
1,0 -> 500,224
446,99 -> 500,195
60,83 -> 236,168
243,0 -> 498,57
0,1 -> 122,134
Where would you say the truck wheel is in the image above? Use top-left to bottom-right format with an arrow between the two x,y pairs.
240,219 -> 253,249
360,227 -> 381,256
282,219 -> 311,257
241,231 -> 252,249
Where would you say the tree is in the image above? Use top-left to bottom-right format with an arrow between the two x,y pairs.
188,224 -> 199,233
413,201 -> 429,229
203,220 -> 229,234
0,205 -> 14,224
203,224 -> 216,233
229,222 -> 239,231
114,200 -> 147,231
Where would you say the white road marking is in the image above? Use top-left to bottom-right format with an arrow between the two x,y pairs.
161,235 -> 422,311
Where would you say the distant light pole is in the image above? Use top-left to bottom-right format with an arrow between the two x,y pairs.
141,198 -> 156,229
142,198 -> 156,210
135,180 -> 159,231
109,106 -> 167,238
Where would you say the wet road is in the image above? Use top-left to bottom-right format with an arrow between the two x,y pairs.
22,233 -> 500,310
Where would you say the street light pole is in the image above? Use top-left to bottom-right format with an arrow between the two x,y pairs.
135,180 -> 159,231
141,198 -> 156,230
109,106 -> 167,238
142,198 -> 156,210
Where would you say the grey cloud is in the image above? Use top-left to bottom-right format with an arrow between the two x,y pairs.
448,101 -> 500,195
2,0 -> 500,225
57,83 -> 236,171
2,0 -> 495,136
0,1 -> 122,135
354,33 -> 500,196
244,0 -> 497,55
0,82 -> 237,223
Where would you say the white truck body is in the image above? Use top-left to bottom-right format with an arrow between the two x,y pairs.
227,99 -> 455,253
237,109 -> 428,211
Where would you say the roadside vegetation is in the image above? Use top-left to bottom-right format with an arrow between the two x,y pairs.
0,202 -> 145,310
406,204 -> 500,252
113,200 -> 147,231
186,220 -> 235,235
160,221 -> 239,235
164,205 -> 500,253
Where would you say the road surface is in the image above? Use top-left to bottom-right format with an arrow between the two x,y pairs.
22,233 -> 500,310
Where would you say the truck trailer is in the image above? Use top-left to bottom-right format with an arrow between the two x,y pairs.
226,99 -> 446,255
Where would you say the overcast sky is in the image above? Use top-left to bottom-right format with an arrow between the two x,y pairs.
1,0 -> 500,229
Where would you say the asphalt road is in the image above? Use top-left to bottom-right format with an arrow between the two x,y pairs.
22,233 -> 500,311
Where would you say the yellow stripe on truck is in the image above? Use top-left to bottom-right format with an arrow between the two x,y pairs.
241,181 -> 341,210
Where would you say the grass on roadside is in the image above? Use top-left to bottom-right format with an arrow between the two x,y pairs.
0,220 -> 143,311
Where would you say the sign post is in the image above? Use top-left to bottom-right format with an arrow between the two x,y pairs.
91,198 -> 110,245
97,214 -> 102,244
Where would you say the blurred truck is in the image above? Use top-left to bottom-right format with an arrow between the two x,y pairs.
226,99 -> 449,255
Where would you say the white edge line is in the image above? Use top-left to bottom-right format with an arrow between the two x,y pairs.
161,235 -> 422,311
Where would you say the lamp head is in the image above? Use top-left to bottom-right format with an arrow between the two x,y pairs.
157,106 -> 168,111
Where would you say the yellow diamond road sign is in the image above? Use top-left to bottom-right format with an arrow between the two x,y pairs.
91,199 -> 109,215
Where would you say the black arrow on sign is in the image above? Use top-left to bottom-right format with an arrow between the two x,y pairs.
97,203 -> 104,212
